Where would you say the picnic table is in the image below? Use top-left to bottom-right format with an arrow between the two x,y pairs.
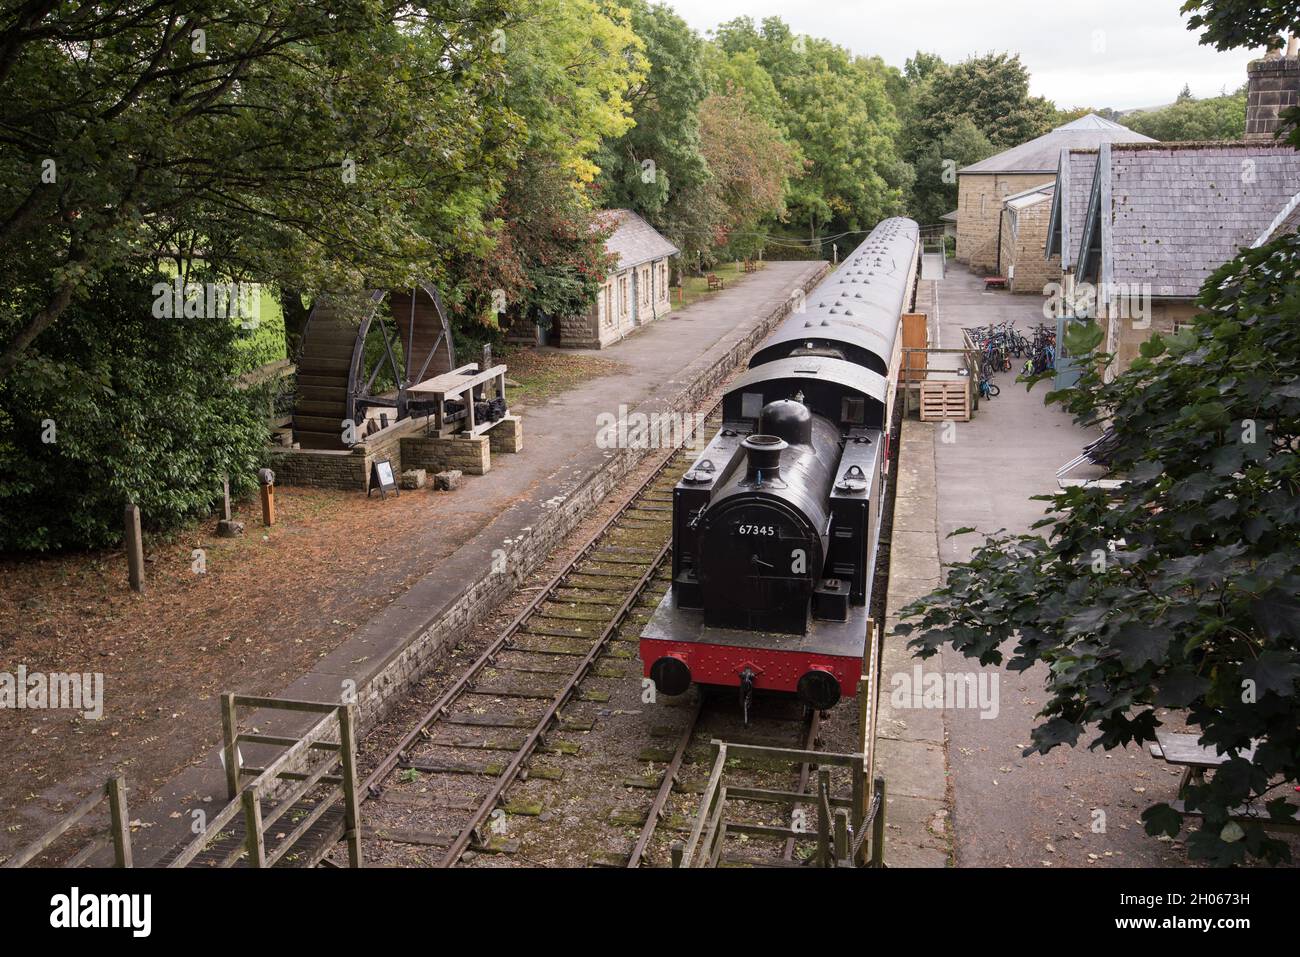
1149,730 -> 1299,831
407,362 -> 509,438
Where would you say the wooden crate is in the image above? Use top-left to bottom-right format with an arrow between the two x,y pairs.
919,380 -> 970,422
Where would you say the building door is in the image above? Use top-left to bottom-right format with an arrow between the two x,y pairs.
1054,314 -> 1089,390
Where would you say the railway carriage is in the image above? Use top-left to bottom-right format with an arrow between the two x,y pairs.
640,218 -> 921,721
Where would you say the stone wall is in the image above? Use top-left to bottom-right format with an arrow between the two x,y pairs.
267,446 -> 366,490
956,173 -> 1055,270
400,433 -> 491,475
489,415 -> 523,454
352,262 -> 831,729
270,415 -> 453,490
1006,198 -> 1062,295
1103,298 -> 1200,378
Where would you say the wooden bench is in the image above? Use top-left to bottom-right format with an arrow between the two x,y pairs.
707,273 -> 725,291
743,260 -> 760,273
983,276 -> 1008,290
407,363 -> 509,438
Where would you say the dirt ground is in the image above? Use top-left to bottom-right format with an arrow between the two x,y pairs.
0,348 -> 620,856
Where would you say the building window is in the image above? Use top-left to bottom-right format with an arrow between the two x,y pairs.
619,275 -> 629,317
640,267 -> 650,306
601,284 -> 613,327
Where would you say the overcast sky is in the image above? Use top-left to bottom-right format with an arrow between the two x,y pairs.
665,0 -> 1264,110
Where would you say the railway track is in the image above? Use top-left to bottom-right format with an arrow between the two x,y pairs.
628,698 -> 824,867
340,404 -> 725,867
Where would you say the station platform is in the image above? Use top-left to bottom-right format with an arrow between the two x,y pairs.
116,260 -> 828,866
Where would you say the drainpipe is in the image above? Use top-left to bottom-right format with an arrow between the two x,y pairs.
649,259 -> 661,323
996,207 -> 1006,275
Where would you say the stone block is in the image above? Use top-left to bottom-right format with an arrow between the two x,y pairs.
401,468 -> 427,490
434,469 -> 463,491
216,519 -> 244,538
489,415 -> 523,454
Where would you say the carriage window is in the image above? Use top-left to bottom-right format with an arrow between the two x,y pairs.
841,397 -> 865,425
741,392 -> 764,420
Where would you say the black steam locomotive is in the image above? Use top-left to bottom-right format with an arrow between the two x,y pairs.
640,218 -> 920,720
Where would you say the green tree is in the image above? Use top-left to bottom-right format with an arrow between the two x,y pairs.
1124,88 -> 1248,141
905,52 -> 1057,154
1181,0 -> 1300,50
698,92 -> 800,259
596,0 -> 710,261
898,51 -> 1055,223
0,265 -> 268,551
713,16 -> 909,241
448,0 -> 640,333
909,117 -> 996,225
0,0 -> 519,378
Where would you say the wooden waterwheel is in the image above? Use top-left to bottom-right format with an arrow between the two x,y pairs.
292,282 -> 456,449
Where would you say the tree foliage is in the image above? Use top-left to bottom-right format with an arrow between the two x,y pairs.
0,0 -> 520,378
1124,88 -> 1247,141
447,0 -> 638,332
1181,0 -> 1300,51
596,0 -> 710,261
0,265 -> 267,551
697,92 -> 800,258
897,231 -> 1300,867
899,51 -> 1053,225
713,17 -> 909,239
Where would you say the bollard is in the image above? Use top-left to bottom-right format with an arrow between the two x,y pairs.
257,467 -> 276,527
124,503 -> 145,593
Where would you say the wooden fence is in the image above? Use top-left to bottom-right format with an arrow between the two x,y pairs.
2,775 -> 133,868
166,694 -> 362,868
673,621 -> 887,868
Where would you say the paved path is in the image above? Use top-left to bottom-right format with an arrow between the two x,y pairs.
881,264 -> 1207,869
121,260 -> 826,865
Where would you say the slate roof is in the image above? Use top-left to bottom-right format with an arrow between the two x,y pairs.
961,113 -> 1154,175
596,209 -> 679,272
1004,182 -> 1054,211
1253,189 -> 1300,246
1046,148 -> 1100,268
1080,141 -> 1300,297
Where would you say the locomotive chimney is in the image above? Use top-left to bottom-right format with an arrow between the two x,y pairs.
742,434 -> 787,485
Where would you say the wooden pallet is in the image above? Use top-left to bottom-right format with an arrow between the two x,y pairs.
919,380 -> 970,422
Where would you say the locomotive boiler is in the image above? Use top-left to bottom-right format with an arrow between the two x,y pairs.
640,218 -> 920,721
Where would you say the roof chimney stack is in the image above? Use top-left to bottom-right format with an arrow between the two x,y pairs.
1246,39 -> 1299,140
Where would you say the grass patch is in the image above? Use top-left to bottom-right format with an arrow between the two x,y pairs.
501,346 -> 626,407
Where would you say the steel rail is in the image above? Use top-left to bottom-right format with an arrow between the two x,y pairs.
355,400 -> 722,865
437,537 -> 671,866
626,697 -> 702,867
